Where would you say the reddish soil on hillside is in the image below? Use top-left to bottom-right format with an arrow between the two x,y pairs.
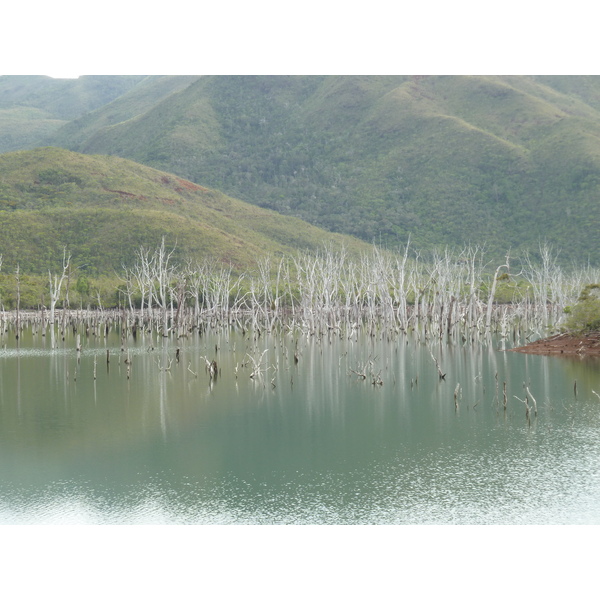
511,332 -> 600,356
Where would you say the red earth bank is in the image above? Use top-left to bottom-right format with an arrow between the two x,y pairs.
511,332 -> 600,356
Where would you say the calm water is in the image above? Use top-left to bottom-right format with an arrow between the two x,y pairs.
1,324 -> 599,524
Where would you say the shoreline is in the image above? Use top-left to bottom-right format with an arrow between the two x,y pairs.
511,332 -> 600,356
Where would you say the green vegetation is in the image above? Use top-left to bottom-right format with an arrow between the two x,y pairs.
3,75 -> 600,268
48,75 -> 199,151
563,284 -> 600,333
0,106 -> 65,153
8,74 -> 595,265
0,272 -> 119,310
0,75 -> 150,153
0,76 -> 148,120
0,147 -> 370,276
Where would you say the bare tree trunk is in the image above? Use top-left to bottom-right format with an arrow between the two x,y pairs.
150,237 -> 177,336
15,264 -> 20,339
485,254 -> 511,331
48,247 -> 71,325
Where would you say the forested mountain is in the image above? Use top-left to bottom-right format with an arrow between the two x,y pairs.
0,147 -> 367,274
2,75 -> 600,265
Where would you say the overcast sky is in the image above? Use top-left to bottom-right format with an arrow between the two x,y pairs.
3,1 -> 597,77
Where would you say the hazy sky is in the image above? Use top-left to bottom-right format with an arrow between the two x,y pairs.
4,2 -> 596,77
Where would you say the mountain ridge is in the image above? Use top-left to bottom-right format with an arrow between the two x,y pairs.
1,75 -> 600,264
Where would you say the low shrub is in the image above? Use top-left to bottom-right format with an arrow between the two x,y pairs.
563,284 -> 600,333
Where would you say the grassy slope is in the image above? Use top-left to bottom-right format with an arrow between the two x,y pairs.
43,75 -> 600,264
0,75 -> 149,153
49,76 -> 201,151
0,106 -> 65,153
0,147 -> 369,275
0,75 -> 148,119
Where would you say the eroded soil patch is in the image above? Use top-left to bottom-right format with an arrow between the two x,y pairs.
511,332 -> 600,356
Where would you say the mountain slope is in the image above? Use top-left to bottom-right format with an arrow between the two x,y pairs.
0,147 -> 369,274
0,75 -> 149,153
4,75 -> 600,264
48,75 -> 201,151
0,75 -> 148,119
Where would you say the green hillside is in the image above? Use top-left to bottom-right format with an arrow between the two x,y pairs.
0,75 -> 149,153
2,75 -> 600,264
48,75 -> 200,151
0,147 -> 368,275
0,75 -> 148,119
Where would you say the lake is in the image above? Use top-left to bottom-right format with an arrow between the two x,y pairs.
1,322 -> 599,525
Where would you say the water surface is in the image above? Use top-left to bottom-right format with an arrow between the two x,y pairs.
1,325 -> 599,524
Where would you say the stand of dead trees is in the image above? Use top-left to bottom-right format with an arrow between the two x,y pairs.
1,241 -> 598,346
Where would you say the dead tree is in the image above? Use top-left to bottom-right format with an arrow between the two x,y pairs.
485,253 -> 511,331
428,347 -> 446,380
132,246 -> 154,324
15,263 -> 20,338
48,247 -> 71,324
151,237 -> 177,336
